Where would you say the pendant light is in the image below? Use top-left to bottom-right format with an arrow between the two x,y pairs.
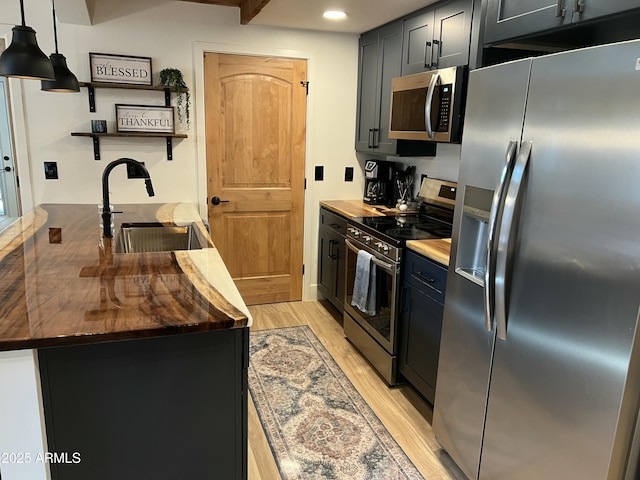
41,0 -> 79,92
0,0 -> 55,80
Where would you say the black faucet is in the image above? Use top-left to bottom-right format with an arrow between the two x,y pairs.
101,158 -> 155,238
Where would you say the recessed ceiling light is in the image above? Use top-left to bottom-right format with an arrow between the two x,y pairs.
323,10 -> 347,20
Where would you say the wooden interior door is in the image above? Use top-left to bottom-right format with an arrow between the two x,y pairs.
204,53 -> 307,305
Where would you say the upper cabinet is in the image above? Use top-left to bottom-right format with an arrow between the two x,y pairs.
402,0 -> 473,75
484,0 -> 640,45
355,0 -> 474,155
355,22 -> 403,155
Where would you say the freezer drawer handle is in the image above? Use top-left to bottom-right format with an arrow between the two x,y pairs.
495,141 -> 533,340
485,140 -> 518,332
425,72 -> 440,139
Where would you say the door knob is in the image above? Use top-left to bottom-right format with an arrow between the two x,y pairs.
211,196 -> 229,206
4,166 -> 11,172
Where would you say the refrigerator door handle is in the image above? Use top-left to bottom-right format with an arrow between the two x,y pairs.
484,140 -> 518,332
425,72 -> 440,139
495,141 -> 532,340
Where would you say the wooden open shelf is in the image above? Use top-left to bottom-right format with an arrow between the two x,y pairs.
78,82 -> 189,92
78,82 -> 189,112
70,132 -> 188,160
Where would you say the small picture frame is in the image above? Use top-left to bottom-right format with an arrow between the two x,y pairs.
89,53 -> 152,86
91,120 -> 107,133
115,104 -> 175,134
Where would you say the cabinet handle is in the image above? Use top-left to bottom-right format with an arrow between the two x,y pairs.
414,271 -> 435,284
431,39 -> 440,68
372,128 -> 379,148
328,223 -> 340,229
573,0 -> 584,13
556,0 -> 566,17
328,240 -> 339,260
424,41 -> 432,67
368,128 -> 374,148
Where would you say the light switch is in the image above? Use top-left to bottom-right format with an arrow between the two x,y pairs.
44,162 -> 58,179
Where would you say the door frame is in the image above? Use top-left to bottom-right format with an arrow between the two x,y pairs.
0,31 -> 35,215
193,41 -> 316,300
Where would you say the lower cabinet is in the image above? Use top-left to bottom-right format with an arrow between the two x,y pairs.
399,249 -> 448,404
318,207 -> 347,313
38,328 -> 248,480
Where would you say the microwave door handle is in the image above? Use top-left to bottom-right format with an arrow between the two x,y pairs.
495,141 -> 532,341
425,72 -> 440,139
484,140 -> 518,332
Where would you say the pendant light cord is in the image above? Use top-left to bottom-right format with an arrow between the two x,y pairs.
51,0 -> 59,54
19,0 -> 26,26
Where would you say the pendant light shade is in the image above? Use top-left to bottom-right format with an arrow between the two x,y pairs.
41,53 -> 79,92
0,25 -> 55,80
0,0 -> 55,81
41,0 -> 79,92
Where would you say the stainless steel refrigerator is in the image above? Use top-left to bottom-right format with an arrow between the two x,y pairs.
433,39 -> 640,480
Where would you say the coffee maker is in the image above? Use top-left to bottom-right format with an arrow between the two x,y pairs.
363,160 -> 395,206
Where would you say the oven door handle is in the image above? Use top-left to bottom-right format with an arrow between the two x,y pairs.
345,239 -> 395,273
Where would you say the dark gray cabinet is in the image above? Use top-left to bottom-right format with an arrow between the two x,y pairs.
355,22 -> 402,154
402,0 -> 473,75
484,0 -> 640,44
399,250 -> 448,404
39,328 -> 248,480
318,207 -> 347,313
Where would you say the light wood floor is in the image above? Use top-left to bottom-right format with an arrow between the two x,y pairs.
247,300 -> 467,480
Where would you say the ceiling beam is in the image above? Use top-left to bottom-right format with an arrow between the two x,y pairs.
180,0 -> 271,24
239,0 -> 270,24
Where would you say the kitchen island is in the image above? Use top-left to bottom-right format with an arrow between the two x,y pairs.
0,203 -> 250,480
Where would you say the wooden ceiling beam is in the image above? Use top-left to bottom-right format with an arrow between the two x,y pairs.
239,0 -> 271,24
180,0 -> 270,24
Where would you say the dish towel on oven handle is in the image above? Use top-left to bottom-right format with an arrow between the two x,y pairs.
351,250 -> 378,316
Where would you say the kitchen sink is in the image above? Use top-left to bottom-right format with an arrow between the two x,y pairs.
115,222 -> 203,253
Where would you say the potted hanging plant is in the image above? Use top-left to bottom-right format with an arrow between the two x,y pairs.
159,68 -> 190,129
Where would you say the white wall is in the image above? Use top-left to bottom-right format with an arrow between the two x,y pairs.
0,0 -> 364,300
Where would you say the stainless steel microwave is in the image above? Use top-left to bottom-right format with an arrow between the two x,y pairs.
389,66 -> 466,143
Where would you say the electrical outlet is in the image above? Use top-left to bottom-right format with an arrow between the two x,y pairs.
344,167 -> 354,182
44,162 -> 58,179
127,162 -> 146,178
314,165 -> 324,181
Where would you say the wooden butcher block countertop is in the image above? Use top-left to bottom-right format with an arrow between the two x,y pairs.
319,200 -> 387,218
406,238 -> 452,266
0,203 -> 251,351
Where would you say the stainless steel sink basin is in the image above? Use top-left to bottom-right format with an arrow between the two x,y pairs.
115,222 -> 203,253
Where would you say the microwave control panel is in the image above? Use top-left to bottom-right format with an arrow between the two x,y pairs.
436,84 -> 452,132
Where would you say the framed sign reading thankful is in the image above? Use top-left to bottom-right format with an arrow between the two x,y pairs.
115,104 -> 175,134
89,53 -> 152,85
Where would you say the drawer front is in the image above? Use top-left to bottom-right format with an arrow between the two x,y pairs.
320,207 -> 347,236
404,249 -> 447,304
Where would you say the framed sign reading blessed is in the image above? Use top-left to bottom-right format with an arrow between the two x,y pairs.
115,105 -> 175,134
89,53 -> 152,86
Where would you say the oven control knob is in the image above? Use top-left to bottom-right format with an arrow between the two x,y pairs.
375,242 -> 389,253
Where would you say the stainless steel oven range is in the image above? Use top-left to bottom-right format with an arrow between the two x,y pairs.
343,178 -> 456,385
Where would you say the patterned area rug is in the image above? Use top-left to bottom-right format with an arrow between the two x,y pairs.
249,325 -> 424,480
